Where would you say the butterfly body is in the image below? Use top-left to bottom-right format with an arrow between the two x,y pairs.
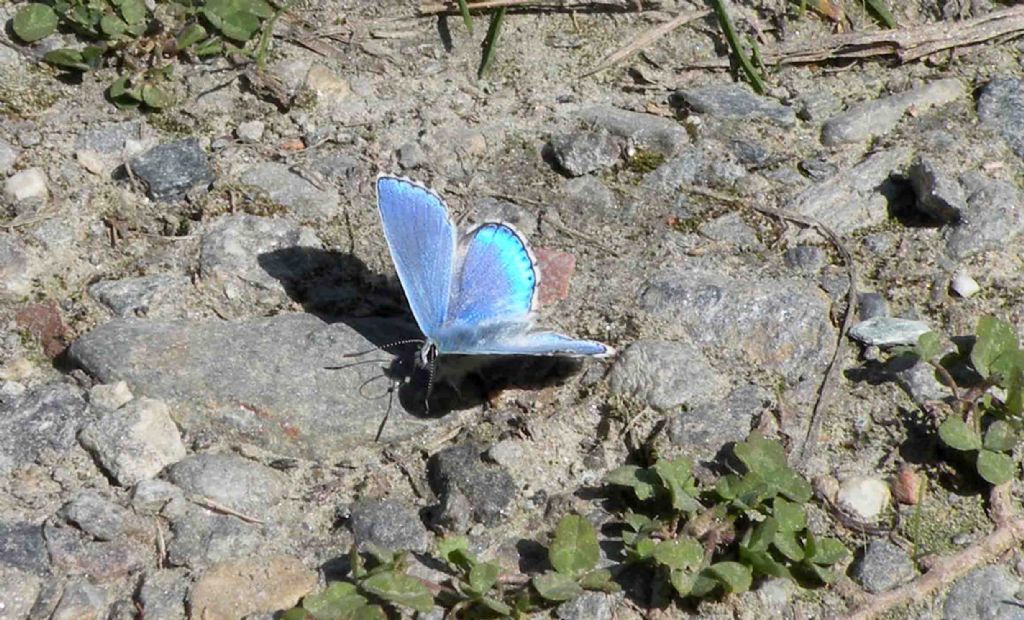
376,175 -> 614,368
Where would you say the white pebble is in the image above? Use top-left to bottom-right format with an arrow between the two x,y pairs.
3,168 -> 48,203
951,271 -> 980,298
89,380 -> 134,410
837,476 -> 890,521
236,120 -> 266,143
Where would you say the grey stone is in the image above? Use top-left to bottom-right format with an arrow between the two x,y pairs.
0,522 -> 49,576
788,147 -> 914,234
0,567 -> 40,620
799,156 -> 839,181
131,478 -> 185,515
0,382 -> 91,474
671,84 -> 796,127
548,130 -> 621,176
945,173 -> 1024,259
639,267 -> 834,382
698,213 -> 761,247
943,565 -> 1024,620
469,197 -> 537,237
44,522 -> 148,580
857,292 -> 889,320
908,157 -> 965,223
0,233 -> 34,299
579,106 -> 688,157
559,176 -> 617,220
50,581 -> 107,620
609,340 -> 729,411
349,499 -> 430,553
667,384 -> 766,460
641,150 -> 706,192
79,397 -> 186,486
199,214 -> 324,301
822,79 -> 964,145
397,142 -> 427,169
75,121 -> 142,154
428,443 -> 516,528
26,578 -> 63,620
977,76 -> 1024,160
89,274 -> 190,318
130,138 -> 215,201
850,540 -> 916,593
4,168 -> 47,203
849,317 -> 931,347
556,591 -> 616,620
166,454 -> 285,518
163,499 -> 269,568
67,315 -> 435,457
138,568 -> 190,620
795,90 -> 842,122
236,120 -> 265,143
88,381 -> 133,411
238,162 -> 340,220
0,138 -> 18,175
729,138 -> 772,168
784,245 -> 826,273
58,491 -> 148,542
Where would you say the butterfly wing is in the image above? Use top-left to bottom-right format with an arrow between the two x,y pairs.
445,223 -> 538,326
437,322 -> 614,357
376,175 -> 457,337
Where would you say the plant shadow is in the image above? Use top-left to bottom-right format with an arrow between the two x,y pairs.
258,246 -> 583,418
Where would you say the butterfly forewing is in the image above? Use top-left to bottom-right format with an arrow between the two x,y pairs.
376,176 -> 457,337
446,223 -> 538,326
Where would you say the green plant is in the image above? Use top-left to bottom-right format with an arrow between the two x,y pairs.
896,316 -> 1024,485
10,0 -> 282,110
607,434 -> 847,599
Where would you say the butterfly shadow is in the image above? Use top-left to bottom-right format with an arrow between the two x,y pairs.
257,246 -> 585,418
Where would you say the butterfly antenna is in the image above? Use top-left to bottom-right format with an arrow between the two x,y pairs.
343,339 -> 424,359
424,356 -> 438,415
324,357 -> 391,371
374,379 -> 398,442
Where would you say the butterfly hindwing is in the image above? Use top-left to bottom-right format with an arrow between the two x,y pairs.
436,322 -> 613,357
446,223 -> 538,326
376,175 -> 457,337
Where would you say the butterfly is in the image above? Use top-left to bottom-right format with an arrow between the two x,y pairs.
376,175 -> 614,381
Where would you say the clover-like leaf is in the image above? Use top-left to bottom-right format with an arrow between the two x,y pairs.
301,582 -> 368,620
43,48 -> 91,71
740,546 -> 792,579
705,562 -> 753,594
773,530 -> 805,562
977,449 -> 1017,485
578,569 -> 619,593
466,562 -> 500,597
774,469 -> 814,503
478,596 -> 512,616
605,465 -> 660,501
743,517 -> 778,553
627,535 -> 656,562
652,537 -> 703,571
141,84 -> 173,108
437,536 -> 475,572
218,10 -> 260,41
654,458 -> 702,512
360,571 -> 433,613
532,571 -> 582,602
734,433 -> 788,475
914,331 -> 943,362
972,316 -> 1018,381
806,536 -> 848,566
13,4 -> 58,43
549,514 -> 599,578
100,14 -> 128,37
176,23 -> 208,49
669,568 -> 696,597
115,0 -> 147,25
939,417 -> 982,451
983,420 -> 1018,452
773,497 -> 807,532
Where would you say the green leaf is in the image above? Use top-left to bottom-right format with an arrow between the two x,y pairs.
652,538 -> 703,571
628,536 -> 656,562
280,608 -> 312,620
977,449 -> 1017,485
984,420 -> 1019,452
360,572 -> 433,613
142,84 -> 173,108
578,569 -> 619,593
467,562 -> 499,596
532,571 -> 582,602
775,470 -> 814,503
669,569 -> 696,597
437,536 -> 475,572
706,562 -> 753,594
773,497 -> 807,532
100,14 -> 128,37
218,10 -> 261,41
739,547 -> 792,579
477,6 -> 506,78
245,0 -> 276,18
773,529 -> 805,562
194,39 -> 224,56
605,465 -> 659,501
117,0 -> 147,25
796,561 -> 839,584
13,4 -> 58,43
478,596 -> 512,616
734,433 -> 788,474
939,417 -> 982,451
914,331 -> 943,362
655,458 -> 702,513
744,517 -> 778,552
43,48 -> 91,71
972,316 -> 1018,380
80,44 -> 105,66
301,582 -> 368,620
807,537 -> 848,565
550,515 -> 599,577
177,23 -> 208,48
622,511 -> 654,533
653,457 -> 692,486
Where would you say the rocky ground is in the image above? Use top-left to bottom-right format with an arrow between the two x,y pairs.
2,0 -> 1024,618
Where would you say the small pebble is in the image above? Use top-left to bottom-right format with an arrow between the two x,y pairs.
235,120 -> 265,143
849,317 -> 931,347
892,464 -> 922,505
950,272 -> 980,298
837,476 -> 890,521
3,168 -> 48,203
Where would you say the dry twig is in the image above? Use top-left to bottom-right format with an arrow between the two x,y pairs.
680,4 -> 1024,68
583,9 -> 710,76
420,0 -> 659,15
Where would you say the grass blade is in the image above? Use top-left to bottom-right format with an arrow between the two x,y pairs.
457,0 -> 474,33
864,0 -> 897,28
478,7 -> 506,78
709,0 -> 766,94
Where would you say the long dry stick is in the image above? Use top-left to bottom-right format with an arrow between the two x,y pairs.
685,188 -> 857,467
582,9 -> 710,77
420,0 -> 656,15
843,485 -> 1024,620
680,4 -> 1024,67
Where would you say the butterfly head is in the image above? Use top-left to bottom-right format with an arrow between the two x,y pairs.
418,340 -> 439,369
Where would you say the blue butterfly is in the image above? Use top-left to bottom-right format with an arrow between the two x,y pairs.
376,174 -> 614,375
